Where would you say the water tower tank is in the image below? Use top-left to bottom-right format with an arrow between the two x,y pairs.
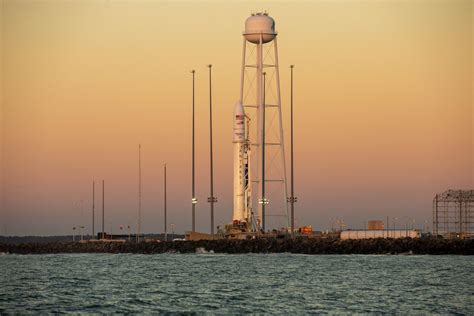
244,13 -> 276,44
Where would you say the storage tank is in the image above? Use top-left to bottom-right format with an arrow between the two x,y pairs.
244,12 -> 276,44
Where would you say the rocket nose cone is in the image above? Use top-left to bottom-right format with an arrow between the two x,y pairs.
234,101 -> 245,116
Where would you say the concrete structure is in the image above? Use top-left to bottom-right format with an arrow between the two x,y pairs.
341,229 -> 420,240
368,220 -> 385,230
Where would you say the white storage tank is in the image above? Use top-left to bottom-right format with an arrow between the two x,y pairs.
244,12 -> 276,44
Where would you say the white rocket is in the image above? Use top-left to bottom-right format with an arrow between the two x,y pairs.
232,101 -> 250,223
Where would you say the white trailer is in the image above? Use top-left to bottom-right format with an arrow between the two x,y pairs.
340,229 -> 420,240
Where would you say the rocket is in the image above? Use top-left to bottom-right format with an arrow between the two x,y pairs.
233,101 -> 250,223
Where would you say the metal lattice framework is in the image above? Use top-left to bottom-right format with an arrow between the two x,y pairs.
240,34 -> 289,231
433,190 -> 474,239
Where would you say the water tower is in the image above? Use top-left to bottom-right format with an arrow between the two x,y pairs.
233,13 -> 288,232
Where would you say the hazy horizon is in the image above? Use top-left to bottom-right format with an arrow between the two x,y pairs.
1,0 -> 473,236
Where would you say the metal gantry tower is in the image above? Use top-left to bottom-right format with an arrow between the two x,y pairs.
239,13 -> 289,231
433,190 -> 474,239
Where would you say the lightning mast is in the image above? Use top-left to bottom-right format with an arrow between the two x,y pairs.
164,163 -> 167,241
191,70 -> 197,232
137,144 -> 142,242
92,181 -> 95,239
101,180 -> 105,239
288,65 -> 297,236
208,64 -> 217,235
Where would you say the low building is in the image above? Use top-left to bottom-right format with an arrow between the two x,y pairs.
185,231 -> 216,241
341,229 -> 420,240
368,220 -> 385,230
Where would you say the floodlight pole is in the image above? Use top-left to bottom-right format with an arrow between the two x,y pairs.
164,163 -> 167,241
289,65 -> 297,236
137,144 -> 142,243
262,72 -> 266,232
101,180 -> 105,240
92,181 -> 95,238
208,64 -> 217,235
191,70 -> 196,232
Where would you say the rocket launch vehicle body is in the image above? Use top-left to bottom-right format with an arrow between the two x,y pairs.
232,101 -> 251,224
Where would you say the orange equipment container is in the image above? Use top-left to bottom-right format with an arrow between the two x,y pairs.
299,226 -> 313,235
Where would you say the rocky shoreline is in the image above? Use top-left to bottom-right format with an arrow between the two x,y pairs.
1,237 -> 473,255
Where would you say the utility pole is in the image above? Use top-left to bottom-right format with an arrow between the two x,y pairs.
191,70 -> 197,232
164,163 -> 167,241
207,64 -> 217,235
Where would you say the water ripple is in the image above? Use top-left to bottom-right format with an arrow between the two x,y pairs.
1,253 -> 473,313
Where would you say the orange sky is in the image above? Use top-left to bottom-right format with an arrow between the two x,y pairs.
1,0 -> 472,235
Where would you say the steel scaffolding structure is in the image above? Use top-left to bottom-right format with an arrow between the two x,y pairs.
433,190 -> 474,239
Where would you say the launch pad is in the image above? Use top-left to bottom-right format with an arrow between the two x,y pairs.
185,12 -> 293,241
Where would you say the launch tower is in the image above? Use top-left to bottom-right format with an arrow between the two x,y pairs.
233,13 -> 288,232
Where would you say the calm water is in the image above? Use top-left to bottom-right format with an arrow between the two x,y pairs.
1,253 -> 473,314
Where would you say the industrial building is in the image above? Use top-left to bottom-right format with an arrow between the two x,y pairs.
368,220 -> 384,230
433,190 -> 474,239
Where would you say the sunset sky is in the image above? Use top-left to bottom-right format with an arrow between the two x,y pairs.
1,0 -> 472,236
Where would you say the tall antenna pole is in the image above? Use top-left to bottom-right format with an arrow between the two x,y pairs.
208,64 -> 216,236
164,163 -> 167,241
102,180 -> 105,239
137,144 -> 142,243
191,70 -> 196,232
289,65 -> 297,236
261,72 -> 266,232
92,181 -> 95,239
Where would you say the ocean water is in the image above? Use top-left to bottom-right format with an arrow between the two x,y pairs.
0,253 -> 472,314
